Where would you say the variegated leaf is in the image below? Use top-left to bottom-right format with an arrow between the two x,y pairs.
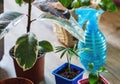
0,12 -> 23,39
14,33 -> 38,71
39,13 -> 85,42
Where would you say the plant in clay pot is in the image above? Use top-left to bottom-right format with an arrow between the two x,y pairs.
52,44 -> 86,84
78,63 -> 109,84
0,0 -> 54,84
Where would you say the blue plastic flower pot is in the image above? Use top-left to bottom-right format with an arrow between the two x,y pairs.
52,63 -> 85,84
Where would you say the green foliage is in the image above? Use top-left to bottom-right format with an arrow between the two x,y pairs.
72,0 -> 90,8
0,0 -> 54,71
98,67 -> 108,73
55,44 -> 89,72
99,0 -> 118,12
15,0 -> 23,6
55,44 -> 79,59
14,33 -> 38,71
58,0 -> 73,8
72,0 -> 82,8
82,0 -> 90,6
55,44 -> 79,72
58,0 -> 118,12
88,63 -> 107,84
38,40 -> 54,53
89,72 -> 99,84
14,33 -> 54,71
15,0 -> 34,6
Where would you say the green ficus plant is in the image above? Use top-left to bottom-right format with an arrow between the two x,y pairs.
13,0 -> 54,71
0,0 -> 54,71
88,63 -> 108,84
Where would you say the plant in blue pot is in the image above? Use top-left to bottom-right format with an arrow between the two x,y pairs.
52,44 -> 85,84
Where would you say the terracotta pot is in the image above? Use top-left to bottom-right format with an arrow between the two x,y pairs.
77,75 -> 110,84
13,55 -> 45,84
0,77 -> 33,84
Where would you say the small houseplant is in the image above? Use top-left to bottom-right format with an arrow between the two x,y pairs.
78,63 -> 109,84
52,44 -> 85,84
0,0 -> 53,84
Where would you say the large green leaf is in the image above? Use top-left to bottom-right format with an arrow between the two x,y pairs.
14,33 -> 38,71
33,1 -> 71,19
39,13 -> 85,42
0,12 -> 23,39
33,1 -> 84,42
38,40 -> 53,53
99,0 -> 118,12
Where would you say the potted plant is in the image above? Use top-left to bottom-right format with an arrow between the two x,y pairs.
0,0 -> 53,84
78,63 -> 109,84
52,44 -> 85,84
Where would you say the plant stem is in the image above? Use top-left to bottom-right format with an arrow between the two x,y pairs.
67,53 -> 71,73
27,0 -> 32,32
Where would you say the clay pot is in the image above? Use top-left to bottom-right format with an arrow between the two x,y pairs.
13,55 -> 45,84
77,75 -> 110,84
0,77 -> 33,84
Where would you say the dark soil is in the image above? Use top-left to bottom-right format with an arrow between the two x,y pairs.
57,65 -> 81,79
